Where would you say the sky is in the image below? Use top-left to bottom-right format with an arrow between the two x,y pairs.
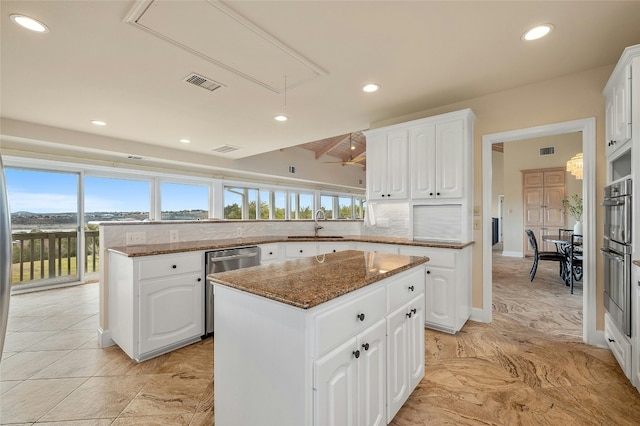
4,168 -> 208,213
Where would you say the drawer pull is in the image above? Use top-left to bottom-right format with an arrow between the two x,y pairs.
411,308 -> 417,315
608,338 -> 616,343
362,343 -> 370,351
426,270 -> 431,274
299,249 -> 304,253
352,350 -> 360,359
357,313 -> 365,322
406,312 -> 412,318
408,285 -> 414,292
197,278 -> 202,282
172,265 -> 177,269
269,251 -> 273,255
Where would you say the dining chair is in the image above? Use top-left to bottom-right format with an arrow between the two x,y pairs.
567,233 -> 583,294
525,229 -> 566,282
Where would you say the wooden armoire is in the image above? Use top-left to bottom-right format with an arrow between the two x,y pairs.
522,167 -> 566,256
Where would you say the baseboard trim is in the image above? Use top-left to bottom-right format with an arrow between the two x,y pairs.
98,327 -> 114,348
501,251 -> 523,258
470,307 -> 490,323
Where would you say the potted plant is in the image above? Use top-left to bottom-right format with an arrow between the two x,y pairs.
562,194 -> 583,234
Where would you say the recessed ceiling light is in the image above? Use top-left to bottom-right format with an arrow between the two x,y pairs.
179,139 -> 191,144
362,83 -> 380,93
91,120 -> 106,126
274,115 -> 288,122
10,14 -> 49,33
522,24 -> 553,41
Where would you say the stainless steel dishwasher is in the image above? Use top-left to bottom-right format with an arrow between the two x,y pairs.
204,246 -> 260,337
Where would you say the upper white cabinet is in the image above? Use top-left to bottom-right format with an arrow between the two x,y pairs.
365,109 -> 474,204
410,119 -> 465,199
604,62 -> 632,158
366,130 -> 409,201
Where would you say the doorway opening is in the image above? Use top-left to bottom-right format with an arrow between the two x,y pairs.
481,118 -> 598,345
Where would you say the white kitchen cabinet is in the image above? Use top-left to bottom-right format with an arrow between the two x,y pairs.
366,130 -> 409,201
410,119 -> 465,199
214,264 -> 425,425
315,319 -> 386,426
108,250 -> 204,362
259,243 -> 282,263
386,293 -> 424,422
604,62 -> 632,158
286,242 -> 318,258
605,311 -> 632,379
317,241 -> 355,255
399,245 -> 472,334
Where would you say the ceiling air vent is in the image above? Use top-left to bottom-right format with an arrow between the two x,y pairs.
211,145 -> 240,154
183,73 -> 224,92
539,146 -> 555,156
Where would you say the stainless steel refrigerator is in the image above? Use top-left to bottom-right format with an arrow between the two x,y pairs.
0,154 -> 12,360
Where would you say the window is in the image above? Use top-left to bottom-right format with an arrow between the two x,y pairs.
319,194 -> 365,219
85,176 -> 150,222
259,190 -> 271,219
224,186 -> 258,220
160,182 -> 209,220
273,191 -> 287,219
338,197 -> 353,219
320,195 -> 334,219
291,192 -> 313,219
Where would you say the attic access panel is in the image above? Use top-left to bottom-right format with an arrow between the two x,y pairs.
125,0 -> 327,93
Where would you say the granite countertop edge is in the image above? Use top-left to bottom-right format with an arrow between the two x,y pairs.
209,251 -> 430,310
107,235 -> 474,257
634,260 -> 640,267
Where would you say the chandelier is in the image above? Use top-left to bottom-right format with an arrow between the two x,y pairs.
566,153 -> 583,180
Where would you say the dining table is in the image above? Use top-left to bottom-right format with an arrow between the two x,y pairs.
542,234 -> 582,293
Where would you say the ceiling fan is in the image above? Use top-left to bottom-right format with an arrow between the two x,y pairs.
323,133 -> 366,166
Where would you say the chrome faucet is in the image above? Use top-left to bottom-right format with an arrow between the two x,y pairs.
314,209 -> 326,237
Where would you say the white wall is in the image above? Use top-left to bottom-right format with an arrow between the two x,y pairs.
491,150 -> 504,218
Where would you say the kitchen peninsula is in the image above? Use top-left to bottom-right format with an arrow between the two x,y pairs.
209,250 -> 428,425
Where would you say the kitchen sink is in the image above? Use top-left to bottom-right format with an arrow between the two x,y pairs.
286,235 -> 344,239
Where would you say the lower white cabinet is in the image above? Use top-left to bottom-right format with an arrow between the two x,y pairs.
399,245 -> 472,333
605,311 -> 632,379
315,319 -> 386,426
259,243 -> 282,263
108,250 -> 204,362
214,265 -> 426,425
386,294 -> 425,422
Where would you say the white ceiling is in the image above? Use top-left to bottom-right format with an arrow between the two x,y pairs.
2,1 -> 640,160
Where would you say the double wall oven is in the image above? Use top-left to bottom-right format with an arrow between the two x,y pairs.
601,178 -> 632,336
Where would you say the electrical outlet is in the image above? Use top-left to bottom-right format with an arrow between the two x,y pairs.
126,232 -> 146,245
170,230 -> 179,243
473,219 -> 481,230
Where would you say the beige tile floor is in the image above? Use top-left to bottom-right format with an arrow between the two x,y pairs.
2,253 -> 640,425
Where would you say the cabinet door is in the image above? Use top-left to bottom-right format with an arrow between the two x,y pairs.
366,133 -> 389,200
139,272 -> 204,355
523,187 -> 544,228
314,337 -> 358,426
386,304 -> 409,423
424,266 -> 455,329
386,130 -> 409,199
407,294 -> 425,391
435,119 -> 464,198
606,64 -> 632,156
409,124 -> 436,199
543,186 -> 566,228
357,319 -> 386,426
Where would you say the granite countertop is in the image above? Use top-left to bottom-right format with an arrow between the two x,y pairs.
634,260 -> 640,268
108,235 -> 473,257
208,250 -> 429,309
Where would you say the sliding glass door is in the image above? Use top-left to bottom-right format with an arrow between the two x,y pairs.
5,168 -> 80,289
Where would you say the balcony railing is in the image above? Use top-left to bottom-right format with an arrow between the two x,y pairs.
11,230 -> 99,285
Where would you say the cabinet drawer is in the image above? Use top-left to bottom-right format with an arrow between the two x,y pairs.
286,243 -> 317,258
387,267 -> 425,312
316,286 -> 385,356
138,252 -> 203,280
604,312 -> 632,378
260,244 -> 281,262
399,247 -> 455,268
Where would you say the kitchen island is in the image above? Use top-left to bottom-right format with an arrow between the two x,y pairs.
209,250 -> 428,426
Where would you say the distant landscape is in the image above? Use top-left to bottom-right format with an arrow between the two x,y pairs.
11,210 -> 209,231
